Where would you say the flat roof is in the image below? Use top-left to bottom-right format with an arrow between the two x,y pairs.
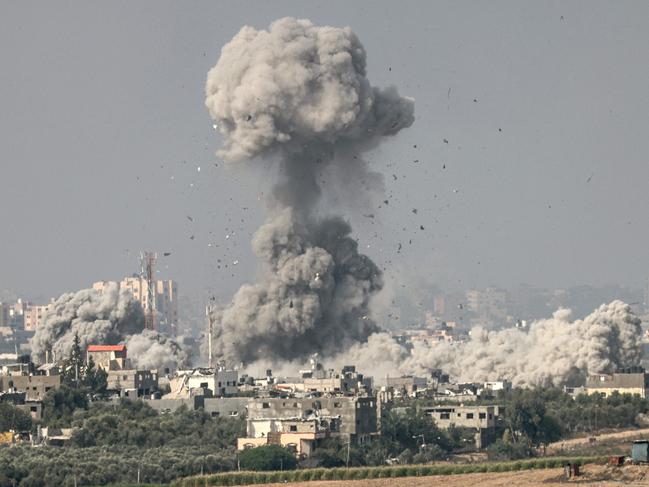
87,345 -> 126,352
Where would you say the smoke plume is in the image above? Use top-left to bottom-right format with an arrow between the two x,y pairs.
206,18 -> 414,364
329,300 -> 642,387
30,282 -> 189,370
125,330 -> 190,370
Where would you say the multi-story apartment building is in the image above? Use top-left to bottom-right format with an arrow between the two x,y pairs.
93,278 -> 178,334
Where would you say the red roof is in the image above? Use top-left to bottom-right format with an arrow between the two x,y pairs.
87,345 -> 126,352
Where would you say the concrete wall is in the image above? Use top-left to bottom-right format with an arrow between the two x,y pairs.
246,396 -> 377,444
203,397 -> 247,418
0,374 -> 61,400
142,396 -> 204,413
425,405 -> 498,429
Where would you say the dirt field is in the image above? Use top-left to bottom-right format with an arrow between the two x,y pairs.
249,464 -> 649,486
548,427 -> 649,454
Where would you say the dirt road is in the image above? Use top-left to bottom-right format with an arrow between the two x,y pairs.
547,427 -> 649,453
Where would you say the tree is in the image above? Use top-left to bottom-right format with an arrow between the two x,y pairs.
0,402 -> 32,432
62,333 -> 84,388
238,445 -> 297,471
504,388 -> 562,449
82,356 -> 107,394
41,385 -> 88,427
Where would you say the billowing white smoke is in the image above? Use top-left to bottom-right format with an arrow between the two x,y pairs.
30,283 -> 189,370
206,18 -> 414,364
328,300 -> 643,387
125,330 -> 190,370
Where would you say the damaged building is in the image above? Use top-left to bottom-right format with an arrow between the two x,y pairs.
237,396 -> 379,458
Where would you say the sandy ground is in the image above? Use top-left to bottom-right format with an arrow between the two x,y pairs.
249,464 -> 649,486
548,428 -> 649,453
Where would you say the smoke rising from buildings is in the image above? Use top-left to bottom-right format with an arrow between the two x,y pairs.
30,282 -> 189,370
125,330 -> 190,370
334,300 -> 643,387
206,17 -> 414,364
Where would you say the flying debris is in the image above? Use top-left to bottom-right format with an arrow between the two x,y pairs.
163,252 -> 171,257
187,216 -> 194,222
205,17 -> 414,363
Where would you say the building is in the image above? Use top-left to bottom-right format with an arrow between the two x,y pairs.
586,370 -> 649,398
107,369 -> 158,397
93,277 -> 178,335
423,404 -> 500,448
465,287 -> 509,325
483,381 -> 512,393
386,376 -> 428,397
0,374 -> 61,401
166,364 -> 239,398
87,344 -> 129,370
23,303 -> 52,332
245,396 -> 378,446
237,418 -> 332,458
204,397 -> 248,418
303,365 -> 372,396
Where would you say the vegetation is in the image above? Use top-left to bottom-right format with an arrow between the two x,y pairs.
238,444 -> 297,471
0,402 -> 31,432
1,369 -> 648,485
172,456 -> 607,486
0,398 -> 244,486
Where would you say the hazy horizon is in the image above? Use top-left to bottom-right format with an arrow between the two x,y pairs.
2,1 -> 649,313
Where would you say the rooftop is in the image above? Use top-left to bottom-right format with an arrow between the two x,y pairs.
87,345 -> 126,352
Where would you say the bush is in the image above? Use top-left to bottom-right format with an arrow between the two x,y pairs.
237,445 -> 296,472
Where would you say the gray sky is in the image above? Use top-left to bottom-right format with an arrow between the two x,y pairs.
1,1 -> 649,309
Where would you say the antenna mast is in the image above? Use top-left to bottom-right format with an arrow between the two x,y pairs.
141,251 -> 157,331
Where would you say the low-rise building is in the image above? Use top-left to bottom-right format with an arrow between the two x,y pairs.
87,344 -> 129,370
166,364 -> 239,398
586,370 -> 649,398
245,396 -> 378,446
107,369 -> 158,397
237,418 -> 332,457
204,397 -> 248,418
386,376 -> 428,397
0,374 -> 61,400
423,405 -> 500,448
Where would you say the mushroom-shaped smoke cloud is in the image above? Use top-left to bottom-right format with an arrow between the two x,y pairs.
206,18 -> 414,365
206,17 -> 414,163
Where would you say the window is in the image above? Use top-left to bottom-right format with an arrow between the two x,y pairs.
30,406 -> 38,412
211,412 -> 220,417
466,413 -> 474,419
200,382 -> 208,388
479,413 -> 486,419
334,402 -> 341,408
289,425 -> 297,432
440,413 -> 450,420
229,411 -> 238,416
262,402 -> 270,409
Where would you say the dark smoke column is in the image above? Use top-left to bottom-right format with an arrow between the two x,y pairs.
206,18 -> 414,364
